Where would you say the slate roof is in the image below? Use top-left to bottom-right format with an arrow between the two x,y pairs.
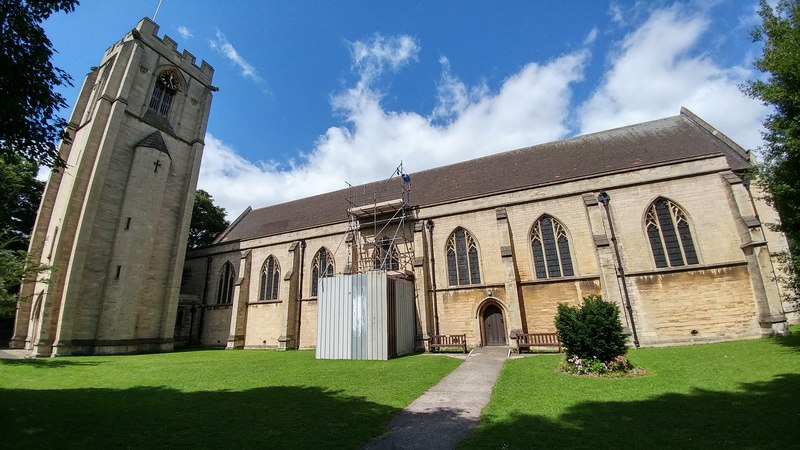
215,109 -> 749,244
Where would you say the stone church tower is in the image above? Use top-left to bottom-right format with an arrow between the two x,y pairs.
11,18 -> 215,356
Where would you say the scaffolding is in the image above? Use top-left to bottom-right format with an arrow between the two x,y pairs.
340,163 -> 415,277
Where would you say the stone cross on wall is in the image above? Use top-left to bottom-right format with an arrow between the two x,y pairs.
153,160 -> 162,173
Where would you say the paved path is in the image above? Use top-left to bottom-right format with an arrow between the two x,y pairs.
363,346 -> 509,450
0,349 -> 29,360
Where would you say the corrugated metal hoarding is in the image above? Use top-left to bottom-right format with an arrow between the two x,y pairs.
316,270 -> 415,360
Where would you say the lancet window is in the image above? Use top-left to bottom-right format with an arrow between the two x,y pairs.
259,255 -> 280,301
311,248 -> 334,297
645,198 -> 699,268
446,227 -> 481,286
217,262 -> 235,305
373,237 -> 400,271
530,215 -> 575,279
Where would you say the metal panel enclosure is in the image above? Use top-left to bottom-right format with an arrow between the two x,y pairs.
316,271 -> 415,360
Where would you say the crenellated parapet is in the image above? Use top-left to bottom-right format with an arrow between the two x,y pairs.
102,17 -> 214,86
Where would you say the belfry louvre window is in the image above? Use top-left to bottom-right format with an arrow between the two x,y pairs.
311,248 -> 334,297
217,262 -> 235,305
646,198 -> 699,268
259,255 -> 280,301
531,215 -> 574,278
446,227 -> 481,286
148,70 -> 179,117
373,237 -> 400,271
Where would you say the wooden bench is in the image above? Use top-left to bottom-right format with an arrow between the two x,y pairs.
515,333 -> 562,353
428,334 -> 468,353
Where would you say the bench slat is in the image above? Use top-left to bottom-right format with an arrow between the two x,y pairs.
428,334 -> 467,353
515,332 -> 561,353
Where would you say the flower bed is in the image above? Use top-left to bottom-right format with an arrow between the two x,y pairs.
559,355 -> 647,377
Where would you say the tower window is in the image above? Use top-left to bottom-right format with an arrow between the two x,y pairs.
149,70 -> 180,117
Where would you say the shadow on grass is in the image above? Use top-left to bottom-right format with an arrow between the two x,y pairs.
0,358 -> 104,368
0,385 -> 399,449
463,373 -> 800,449
773,329 -> 800,352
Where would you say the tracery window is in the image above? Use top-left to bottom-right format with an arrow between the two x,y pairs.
446,227 -> 481,286
259,255 -> 280,301
311,248 -> 334,297
148,70 -> 180,117
530,215 -> 575,279
217,262 -> 235,305
645,198 -> 699,268
373,237 -> 400,271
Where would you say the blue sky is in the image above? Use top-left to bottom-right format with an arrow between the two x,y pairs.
44,1 -> 768,218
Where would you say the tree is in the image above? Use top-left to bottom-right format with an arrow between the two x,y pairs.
0,156 -> 45,250
745,0 -> 800,300
189,190 -> 230,249
554,294 -> 628,362
0,234 -> 49,318
0,0 -> 79,168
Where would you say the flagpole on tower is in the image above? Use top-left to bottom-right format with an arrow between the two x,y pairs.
153,0 -> 164,21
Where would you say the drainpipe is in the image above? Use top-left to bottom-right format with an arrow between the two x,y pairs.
426,219 -> 440,336
597,192 -> 640,348
294,240 -> 306,349
196,256 -> 212,345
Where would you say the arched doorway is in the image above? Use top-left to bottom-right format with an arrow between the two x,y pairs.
482,304 -> 506,346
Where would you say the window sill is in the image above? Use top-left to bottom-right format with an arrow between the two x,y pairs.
625,261 -> 745,277
205,304 -> 232,310
247,300 -> 282,306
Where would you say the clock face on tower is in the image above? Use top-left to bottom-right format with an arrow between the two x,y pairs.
158,71 -> 179,90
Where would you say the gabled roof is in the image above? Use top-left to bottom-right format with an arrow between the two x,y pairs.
215,109 -> 750,244
136,131 -> 170,156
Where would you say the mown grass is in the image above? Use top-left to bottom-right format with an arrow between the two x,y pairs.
463,326 -> 800,449
0,350 -> 460,449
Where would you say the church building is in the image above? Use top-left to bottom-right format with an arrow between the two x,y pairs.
11,18 -> 791,357
179,108 -> 791,351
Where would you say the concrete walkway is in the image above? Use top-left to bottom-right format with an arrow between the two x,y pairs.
363,346 -> 509,450
0,349 -> 29,360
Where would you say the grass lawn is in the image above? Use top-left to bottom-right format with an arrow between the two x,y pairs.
0,350 -> 460,449
463,325 -> 800,449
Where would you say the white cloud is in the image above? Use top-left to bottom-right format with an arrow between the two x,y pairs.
578,5 -> 766,150
177,26 -> 193,40
349,34 -> 419,83
199,34 -> 587,217
209,30 -> 261,81
609,2 -> 626,26
584,27 -> 599,46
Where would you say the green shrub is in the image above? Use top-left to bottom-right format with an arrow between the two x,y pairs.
555,294 -> 628,362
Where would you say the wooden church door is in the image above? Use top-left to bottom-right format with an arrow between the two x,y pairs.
482,304 -> 506,346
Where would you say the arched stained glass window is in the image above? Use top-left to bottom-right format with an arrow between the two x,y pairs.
311,248 -> 334,297
373,237 -> 400,271
216,262 -> 235,305
530,215 -> 574,279
645,198 -> 699,268
446,227 -> 481,286
259,255 -> 280,301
